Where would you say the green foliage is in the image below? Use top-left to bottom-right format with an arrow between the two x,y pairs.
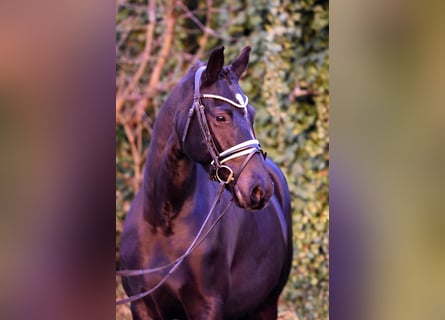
225,2 -> 329,318
116,1 -> 328,319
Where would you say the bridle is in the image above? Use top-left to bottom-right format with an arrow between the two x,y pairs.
181,65 -> 265,185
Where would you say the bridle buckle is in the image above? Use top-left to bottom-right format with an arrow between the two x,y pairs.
215,165 -> 234,184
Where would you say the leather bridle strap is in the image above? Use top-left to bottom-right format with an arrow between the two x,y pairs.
182,66 -> 263,184
213,139 -> 262,165
196,101 -> 223,168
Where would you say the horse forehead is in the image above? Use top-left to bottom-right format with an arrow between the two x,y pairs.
225,83 -> 250,117
219,78 -> 246,103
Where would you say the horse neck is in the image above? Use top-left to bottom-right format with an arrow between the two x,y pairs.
142,104 -> 197,234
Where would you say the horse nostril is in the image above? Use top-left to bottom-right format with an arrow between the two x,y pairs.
250,185 -> 264,205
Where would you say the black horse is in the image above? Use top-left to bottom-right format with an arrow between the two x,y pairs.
120,46 -> 292,320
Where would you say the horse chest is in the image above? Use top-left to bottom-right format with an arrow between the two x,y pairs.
170,206 -> 283,309
164,203 -> 285,297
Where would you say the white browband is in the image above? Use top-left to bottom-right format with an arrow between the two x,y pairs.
194,66 -> 248,109
200,93 -> 248,109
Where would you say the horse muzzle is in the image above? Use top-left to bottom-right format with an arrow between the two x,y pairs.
233,171 -> 274,211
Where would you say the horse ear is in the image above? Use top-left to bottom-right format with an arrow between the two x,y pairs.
203,46 -> 225,85
231,46 -> 251,80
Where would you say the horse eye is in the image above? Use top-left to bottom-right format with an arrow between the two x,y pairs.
216,115 -> 226,122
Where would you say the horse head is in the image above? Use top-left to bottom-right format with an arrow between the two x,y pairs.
178,46 -> 274,210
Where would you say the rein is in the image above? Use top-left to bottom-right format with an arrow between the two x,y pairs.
116,182 -> 233,305
116,66 -> 263,305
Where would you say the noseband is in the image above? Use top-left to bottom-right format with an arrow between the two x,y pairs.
181,66 -> 265,184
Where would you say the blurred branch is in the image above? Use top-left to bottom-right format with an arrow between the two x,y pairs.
190,0 -> 212,67
116,0 -> 157,191
146,0 -> 177,96
122,118 -> 141,192
176,0 -> 230,40
116,0 -> 156,117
